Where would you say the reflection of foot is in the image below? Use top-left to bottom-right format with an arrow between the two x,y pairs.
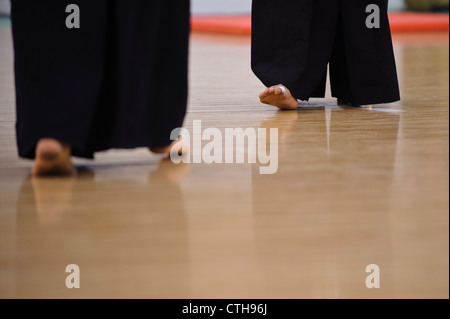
259,110 -> 299,140
337,98 -> 372,109
150,158 -> 191,186
260,85 -> 298,110
31,177 -> 74,227
32,139 -> 75,177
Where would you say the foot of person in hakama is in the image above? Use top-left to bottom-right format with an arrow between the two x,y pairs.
150,138 -> 190,157
32,139 -> 76,177
259,85 -> 299,110
337,98 -> 372,109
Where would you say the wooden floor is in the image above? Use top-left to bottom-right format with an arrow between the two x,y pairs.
0,23 -> 448,298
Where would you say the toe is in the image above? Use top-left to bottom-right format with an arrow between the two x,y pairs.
259,89 -> 268,99
274,87 -> 283,95
37,139 -> 64,156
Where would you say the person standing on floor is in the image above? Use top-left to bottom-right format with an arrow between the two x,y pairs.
11,0 -> 190,176
251,0 -> 401,109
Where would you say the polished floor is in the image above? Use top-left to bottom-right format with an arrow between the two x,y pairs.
0,22 -> 448,298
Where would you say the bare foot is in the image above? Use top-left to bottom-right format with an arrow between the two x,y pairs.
337,98 -> 372,109
150,139 -> 190,157
32,139 -> 75,177
259,85 -> 298,110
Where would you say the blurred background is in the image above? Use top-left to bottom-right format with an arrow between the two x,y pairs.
189,0 -> 448,14
0,0 -> 449,16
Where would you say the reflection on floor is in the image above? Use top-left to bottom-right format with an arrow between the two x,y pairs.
0,27 -> 448,298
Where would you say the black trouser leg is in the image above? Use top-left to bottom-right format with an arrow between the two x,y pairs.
251,0 -> 400,105
11,0 -> 190,159
335,0 -> 400,105
11,0 -> 108,159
